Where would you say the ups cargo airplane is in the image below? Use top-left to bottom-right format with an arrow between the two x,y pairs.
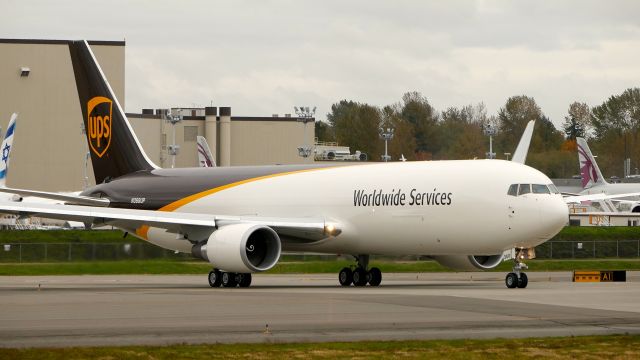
0,41 -> 570,289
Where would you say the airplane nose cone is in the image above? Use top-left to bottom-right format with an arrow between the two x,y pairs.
541,196 -> 569,239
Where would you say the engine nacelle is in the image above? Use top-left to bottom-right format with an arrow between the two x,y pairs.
432,254 -> 503,271
193,223 -> 281,273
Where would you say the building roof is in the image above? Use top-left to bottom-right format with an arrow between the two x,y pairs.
126,113 -> 314,122
0,39 -> 125,46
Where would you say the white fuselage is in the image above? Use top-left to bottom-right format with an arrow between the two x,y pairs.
143,160 -> 568,257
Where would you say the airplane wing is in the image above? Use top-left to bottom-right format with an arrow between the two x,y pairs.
564,192 -> 640,204
0,201 -> 330,242
0,187 -> 109,206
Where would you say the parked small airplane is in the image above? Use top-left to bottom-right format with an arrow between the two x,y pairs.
0,41 -> 571,289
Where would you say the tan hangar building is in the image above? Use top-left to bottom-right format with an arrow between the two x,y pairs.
0,39 -> 315,193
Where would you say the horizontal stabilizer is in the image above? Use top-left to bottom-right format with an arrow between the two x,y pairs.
564,192 -> 640,204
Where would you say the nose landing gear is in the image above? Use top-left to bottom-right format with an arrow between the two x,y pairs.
505,260 -> 528,289
338,255 -> 382,287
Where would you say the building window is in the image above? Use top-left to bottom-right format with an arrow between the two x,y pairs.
184,126 -> 198,142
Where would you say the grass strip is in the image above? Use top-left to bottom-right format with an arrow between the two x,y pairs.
1,335 -> 639,359
1,259 -> 640,276
3,226 -> 640,245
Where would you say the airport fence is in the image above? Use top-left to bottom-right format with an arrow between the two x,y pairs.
535,240 -> 640,259
1,240 -> 640,263
0,242 -> 193,263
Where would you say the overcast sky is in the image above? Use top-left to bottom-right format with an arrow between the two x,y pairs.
3,0 -> 640,127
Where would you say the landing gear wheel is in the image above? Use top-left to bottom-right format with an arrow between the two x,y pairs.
222,272 -> 238,287
208,269 -> 222,287
339,267 -> 353,286
238,273 -> 252,288
368,267 -> 382,286
505,272 -> 518,289
352,268 -> 369,286
517,273 -> 528,288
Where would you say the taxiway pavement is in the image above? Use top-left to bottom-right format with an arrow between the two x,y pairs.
1,272 -> 639,348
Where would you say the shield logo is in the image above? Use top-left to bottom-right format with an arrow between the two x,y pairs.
87,96 -> 112,158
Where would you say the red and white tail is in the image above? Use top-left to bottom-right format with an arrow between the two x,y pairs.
197,136 -> 216,167
576,137 -> 606,189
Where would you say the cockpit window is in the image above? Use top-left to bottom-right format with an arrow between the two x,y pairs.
547,184 -> 560,194
518,184 -> 531,195
509,183 -> 558,196
532,184 -> 550,194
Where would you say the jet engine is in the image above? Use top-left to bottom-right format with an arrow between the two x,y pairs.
432,255 -> 503,271
192,223 -> 281,273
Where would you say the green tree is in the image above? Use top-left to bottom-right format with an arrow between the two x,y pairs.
496,95 -> 543,153
589,88 -> 640,177
438,103 -> 487,159
532,116 -> 564,152
591,88 -> 640,138
562,102 -> 590,140
399,92 -> 438,158
327,100 -> 383,160
381,105 -> 416,161
496,95 -> 563,154
314,120 -> 334,143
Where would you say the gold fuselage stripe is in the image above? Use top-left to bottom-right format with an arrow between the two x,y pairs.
135,166 -> 339,239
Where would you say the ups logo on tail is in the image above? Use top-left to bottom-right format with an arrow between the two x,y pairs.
87,96 -> 112,158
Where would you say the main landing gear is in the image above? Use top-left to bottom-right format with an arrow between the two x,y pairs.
338,255 -> 382,287
208,269 -> 252,288
505,259 -> 528,289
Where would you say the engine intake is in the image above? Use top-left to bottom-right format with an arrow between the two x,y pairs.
432,254 -> 503,271
192,223 -> 281,273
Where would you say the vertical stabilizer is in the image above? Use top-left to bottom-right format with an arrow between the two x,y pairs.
576,137 -> 607,188
0,113 -> 17,188
197,136 -> 216,167
68,40 -> 157,184
511,120 -> 535,164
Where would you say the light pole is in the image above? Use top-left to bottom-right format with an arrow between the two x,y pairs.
624,110 -> 631,177
295,106 -> 316,160
380,127 -> 394,162
483,124 -> 497,159
166,111 -> 182,168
